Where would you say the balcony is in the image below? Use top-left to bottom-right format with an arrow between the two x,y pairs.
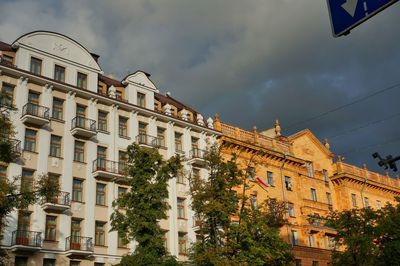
71,116 -> 97,138
11,230 -> 42,252
92,158 -> 128,181
21,103 -> 50,126
65,236 -> 93,257
136,134 -> 165,149
43,191 -> 71,212
302,199 -> 332,212
188,148 -> 208,166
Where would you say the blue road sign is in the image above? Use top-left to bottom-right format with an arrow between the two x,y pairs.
327,0 -> 399,37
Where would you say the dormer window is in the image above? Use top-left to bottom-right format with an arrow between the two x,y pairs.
30,57 -> 42,75
137,92 -> 146,108
54,65 -> 65,82
77,72 -> 87,89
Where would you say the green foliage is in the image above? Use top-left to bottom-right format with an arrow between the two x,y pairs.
189,145 -> 293,266
111,144 -> 182,266
325,198 -> 400,266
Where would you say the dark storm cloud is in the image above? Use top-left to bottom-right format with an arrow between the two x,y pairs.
0,0 -> 399,174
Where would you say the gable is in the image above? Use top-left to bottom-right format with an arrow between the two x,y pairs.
13,31 -> 101,71
124,71 -> 157,90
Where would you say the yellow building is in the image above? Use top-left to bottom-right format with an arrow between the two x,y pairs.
214,115 -> 400,266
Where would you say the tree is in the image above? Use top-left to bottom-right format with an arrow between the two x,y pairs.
189,144 -> 293,266
111,144 -> 182,266
325,198 -> 400,266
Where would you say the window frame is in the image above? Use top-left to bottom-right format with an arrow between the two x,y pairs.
96,183 -> 106,206
137,92 -> 146,108
72,178 -> 83,202
74,141 -> 85,162
30,57 -> 42,75
118,116 -> 128,137
97,111 -> 108,132
24,129 -> 37,152
76,72 -> 88,89
45,215 -> 57,241
95,221 -> 106,246
177,198 -> 186,219
267,171 -> 274,186
52,98 -> 64,120
310,188 -> 318,202
54,64 -> 66,82
49,135 -> 62,158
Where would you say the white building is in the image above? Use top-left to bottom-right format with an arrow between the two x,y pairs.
0,31 -> 219,266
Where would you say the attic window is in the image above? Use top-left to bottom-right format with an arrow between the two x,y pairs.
137,92 -> 145,108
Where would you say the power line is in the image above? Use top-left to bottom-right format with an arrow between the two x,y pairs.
286,82 -> 400,130
328,111 -> 400,140
341,136 -> 400,156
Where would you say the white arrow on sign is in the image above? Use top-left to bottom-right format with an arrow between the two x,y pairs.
342,0 -> 359,17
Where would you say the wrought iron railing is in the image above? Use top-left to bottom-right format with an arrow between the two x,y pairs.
92,158 -> 128,175
71,116 -> 96,132
45,191 -> 71,206
189,148 -> 208,160
0,137 -> 21,163
22,103 -> 50,120
12,230 -> 42,247
136,133 -> 165,148
65,236 -> 93,252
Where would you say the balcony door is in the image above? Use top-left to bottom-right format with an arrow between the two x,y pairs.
76,105 -> 86,128
28,92 -> 40,116
71,219 -> 81,249
17,212 -> 30,245
97,146 -> 107,170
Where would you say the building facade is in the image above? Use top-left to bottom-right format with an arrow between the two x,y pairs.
214,116 -> 400,266
0,31 -> 220,265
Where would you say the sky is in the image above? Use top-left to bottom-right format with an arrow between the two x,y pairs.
0,0 -> 399,174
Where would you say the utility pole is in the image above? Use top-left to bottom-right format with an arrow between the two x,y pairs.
372,152 -> 400,172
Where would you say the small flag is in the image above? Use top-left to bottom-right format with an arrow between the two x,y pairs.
255,176 -> 269,188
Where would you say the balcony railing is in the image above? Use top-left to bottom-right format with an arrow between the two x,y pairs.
92,158 -> 128,175
0,137 -> 21,163
65,236 -> 93,252
44,191 -> 71,206
71,116 -> 96,132
22,103 -> 50,120
136,133 -> 165,148
190,148 -> 208,160
12,230 -> 42,247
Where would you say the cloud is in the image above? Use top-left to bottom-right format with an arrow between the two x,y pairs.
0,0 -> 399,173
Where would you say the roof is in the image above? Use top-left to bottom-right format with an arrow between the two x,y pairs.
0,41 -> 14,52
155,93 -> 198,114
98,74 -> 124,87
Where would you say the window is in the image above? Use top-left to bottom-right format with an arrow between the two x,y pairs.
178,233 -> 187,255
247,167 -> 255,179
177,198 -> 185,219
176,170 -> 185,184
21,170 -> 34,192
45,216 -> 57,241
28,91 -> 40,104
119,151 -> 128,174
1,83 -> 14,107
30,57 -> 42,75
306,162 -> 314,177
24,129 -> 37,152
17,211 -> 30,231
137,92 -> 146,107
119,116 -> 128,137
250,194 -> 257,209
118,232 -> 128,248
364,197 -> 370,207
285,176 -> 292,191
292,230 -> 298,245
323,169 -> 329,185
175,132 -> 183,152
376,200 -> 382,209
95,221 -> 106,246
326,192 -> 332,206
43,259 -> 56,266
308,234 -> 315,247
267,171 -> 274,186
288,203 -> 295,217
115,90 -> 123,101
97,146 -> 107,160
77,72 -> 87,89
52,98 -> 63,120
157,127 -> 165,146
310,188 -> 317,202
15,257 -> 28,266
54,65 -> 65,82
312,261 -> 319,266
326,236 -> 335,250
192,168 -> 200,179
76,104 -> 86,117
74,141 -> 85,162
94,263 -> 105,266
98,111 -> 108,132
118,187 -> 127,198
351,193 -> 357,207
2,54 -> 13,65
139,122 -> 147,136
295,259 -> 302,266
50,135 -> 62,157
72,179 -> 83,202
96,183 -> 106,205
71,219 -> 81,239
70,261 -> 80,266
191,137 -> 199,149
